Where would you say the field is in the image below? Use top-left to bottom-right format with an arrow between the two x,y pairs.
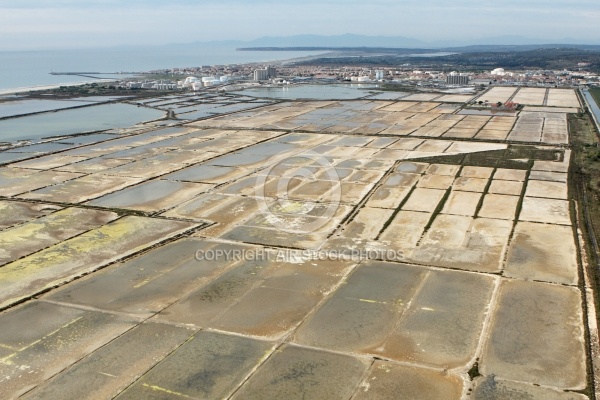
591,87 -> 600,108
0,86 -> 595,399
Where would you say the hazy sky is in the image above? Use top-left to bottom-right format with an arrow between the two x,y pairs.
1,0 -> 599,50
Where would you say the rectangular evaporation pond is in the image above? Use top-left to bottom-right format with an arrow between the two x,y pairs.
67,96 -> 132,103
87,180 -> 212,212
172,106 -> 201,114
0,208 -> 118,266
0,103 -> 165,144
240,141 -> 298,156
162,164 -> 247,184
0,152 -> 37,165
45,239 -> 250,316
116,331 -> 275,400
209,103 -> 264,114
0,99 -> 96,119
177,104 -> 221,112
142,127 -> 191,137
481,280 -> 586,389
0,301 -> 137,400
0,200 -> 62,230
458,109 -> 516,117
0,216 -> 199,309
55,133 -> 118,146
233,85 -> 376,100
178,111 -> 213,120
145,99 -> 186,107
7,142 -> 75,154
368,92 -> 410,100
206,153 -> 270,168
20,321 -> 194,400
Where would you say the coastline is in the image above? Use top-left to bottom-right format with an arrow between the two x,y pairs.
0,46 -> 332,96
0,79 -> 116,96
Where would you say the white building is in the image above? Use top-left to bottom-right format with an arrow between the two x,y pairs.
182,77 -> 199,88
253,66 -> 276,81
254,69 -> 269,81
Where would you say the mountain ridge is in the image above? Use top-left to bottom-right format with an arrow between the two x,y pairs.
178,33 -> 600,49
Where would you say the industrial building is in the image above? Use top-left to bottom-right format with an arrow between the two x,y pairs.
254,66 -> 277,81
253,69 -> 269,81
447,74 -> 470,85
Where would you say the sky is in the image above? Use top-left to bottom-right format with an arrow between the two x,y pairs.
1,0 -> 599,50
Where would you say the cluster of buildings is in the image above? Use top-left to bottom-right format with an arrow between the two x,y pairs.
121,80 -> 178,90
115,61 -> 599,92
119,76 -> 230,91
180,76 -> 229,89
272,65 -> 599,88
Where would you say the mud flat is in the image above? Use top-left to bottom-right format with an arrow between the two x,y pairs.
442,191 -> 481,216
512,87 -> 547,106
505,222 -> 579,285
380,210 -> 431,248
488,179 -> 523,195
0,200 -> 62,230
0,168 -> 82,197
480,280 -> 586,389
547,88 -> 581,108
0,301 -> 138,399
519,196 -> 571,225
87,179 -> 213,213
525,179 -> 568,199
408,217 -> 513,273
341,207 -> 395,240
354,362 -> 463,400
479,87 -> 518,104
452,176 -> 488,192
472,376 -> 588,400
478,194 -> 519,220
436,94 -> 474,103
18,174 -> 146,203
402,188 -> 447,212
0,216 -> 199,309
294,261 -> 495,368
0,208 -> 118,265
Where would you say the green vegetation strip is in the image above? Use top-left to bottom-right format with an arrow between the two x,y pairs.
419,186 -> 453,242
407,146 -> 559,170
590,88 -> 600,109
473,169 -> 495,219
375,184 -> 418,241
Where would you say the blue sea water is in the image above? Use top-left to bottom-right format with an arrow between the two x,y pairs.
0,45 -> 326,91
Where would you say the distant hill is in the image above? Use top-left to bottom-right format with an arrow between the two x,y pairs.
181,34 -> 599,50
444,44 -> 600,53
244,34 -> 427,48
291,47 -> 600,73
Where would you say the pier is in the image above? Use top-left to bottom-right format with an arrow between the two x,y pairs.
49,71 -> 143,79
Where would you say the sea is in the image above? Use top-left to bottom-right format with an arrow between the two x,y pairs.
0,45 -> 332,145
0,45 -> 327,92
